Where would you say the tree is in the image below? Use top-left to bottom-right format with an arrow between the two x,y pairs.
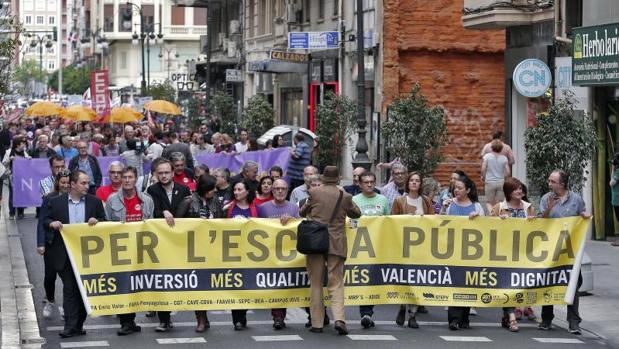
381,83 -> 448,174
314,91 -> 357,168
241,94 -> 275,140
13,59 -> 46,97
143,81 -> 176,102
524,92 -> 596,193
48,65 -> 92,95
209,91 -> 237,135
0,8 -> 24,97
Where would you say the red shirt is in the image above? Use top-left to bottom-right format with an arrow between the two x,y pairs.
173,172 -> 196,191
253,195 -> 273,207
96,184 -> 119,203
124,195 -> 143,222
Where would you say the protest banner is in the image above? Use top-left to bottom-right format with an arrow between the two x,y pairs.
11,148 -> 291,207
60,215 -> 590,316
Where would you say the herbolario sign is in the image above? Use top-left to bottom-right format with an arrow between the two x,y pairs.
573,23 -> 619,85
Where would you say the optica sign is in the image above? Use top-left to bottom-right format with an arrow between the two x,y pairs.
513,59 -> 551,98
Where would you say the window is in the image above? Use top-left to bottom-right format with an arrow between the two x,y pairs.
258,0 -> 268,35
118,4 -> 131,32
193,7 -> 207,26
48,16 -> 55,25
333,0 -> 338,16
24,0 -> 33,11
142,5 -> 154,28
303,0 -> 310,22
24,15 -> 32,25
318,0 -> 324,19
36,16 -> 44,25
104,4 -> 114,32
48,60 -> 56,70
120,51 -> 127,69
246,0 -> 254,37
171,6 -> 185,26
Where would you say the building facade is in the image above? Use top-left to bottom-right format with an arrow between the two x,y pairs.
383,0 -> 506,187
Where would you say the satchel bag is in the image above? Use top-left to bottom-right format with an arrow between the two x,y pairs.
296,190 -> 343,255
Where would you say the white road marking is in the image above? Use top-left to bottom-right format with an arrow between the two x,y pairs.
252,335 -> 303,341
60,341 -> 109,348
156,337 -> 207,344
532,338 -> 585,344
440,336 -> 492,342
347,335 -> 397,341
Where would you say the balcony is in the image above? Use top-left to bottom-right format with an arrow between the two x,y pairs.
463,0 -> 554,29
164,25 -> 207,35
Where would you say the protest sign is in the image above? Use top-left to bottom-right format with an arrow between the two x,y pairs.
60,215 -> 590,316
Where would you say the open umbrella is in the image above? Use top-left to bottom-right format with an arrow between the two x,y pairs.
108,107 -> 144,123
25,101 -> 65,117
144,100 -> 182,115
62,105 -> 98,122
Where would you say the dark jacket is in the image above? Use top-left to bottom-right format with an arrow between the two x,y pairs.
176,192 -> 224,219
68,154 -> 103,187
37,191 -> 60,247
162,142 -> 195,170
42,193 -> 106,271
29,147 -> 57,159
146,181 -> 191,218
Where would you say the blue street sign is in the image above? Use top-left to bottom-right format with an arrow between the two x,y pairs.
288,32 -> 339,50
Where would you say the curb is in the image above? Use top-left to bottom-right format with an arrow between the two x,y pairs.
0,189 -> 45,349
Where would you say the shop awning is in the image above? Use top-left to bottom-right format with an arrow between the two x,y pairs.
247,59 -> 307,74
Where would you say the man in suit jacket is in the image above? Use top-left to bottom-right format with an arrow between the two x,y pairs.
146,158 -> 191,332
43,170 -> 106,338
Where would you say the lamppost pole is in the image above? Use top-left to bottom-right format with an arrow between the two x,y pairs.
352,0 -> 371,170
127,2 -> 146,93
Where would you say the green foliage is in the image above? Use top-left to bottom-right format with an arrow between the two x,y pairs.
13,59 -> 46,97
48,65 -> 92,94
381,83 -> 448,174
209,91 -> 237,135
314,91 -> 357,168
186,96 -> 203,129
241,94 -> 275,139
143,82 -> 176,102
525,92 -> 596,193
0,15 -> 24,97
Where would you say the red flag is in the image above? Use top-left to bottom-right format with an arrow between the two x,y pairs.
91,70 -> 111,122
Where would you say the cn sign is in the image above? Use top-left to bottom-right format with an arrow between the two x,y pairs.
91,70 -> 111,118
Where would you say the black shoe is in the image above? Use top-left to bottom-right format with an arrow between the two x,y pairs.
234,322 -> 245,331
59,329 -> 86,338
538,321 -> 552,330
417,306 -> 428,314
408,317 -> 419,328
240,317 -> 247,327
273,317 -> 285,330
305,319 -> 312,328
568,323 -> 582,335
155,322 -> 172,332
396,306 -> 406,326
460,322 -> 470,329
360,315 -> 374,329
309,327 -> 323,333
117,322 -> 141,336
17,213 -> 24,219
334,320 -> 348,335
449,320 -> 459,331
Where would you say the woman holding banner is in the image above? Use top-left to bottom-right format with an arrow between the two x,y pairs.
443,174 -> 484,331
226,179 -> 258,330
177,174 -> 224,333
3,135 -> 30,219
489,177 -> 536,332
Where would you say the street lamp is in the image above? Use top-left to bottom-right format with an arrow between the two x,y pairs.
124,2 -> 163,93
351,0 -> 371,170
27,32 -> 55,98
159,46 -> 179,81
80,27 -> 108,68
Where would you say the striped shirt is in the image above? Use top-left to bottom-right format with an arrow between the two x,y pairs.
39,175 -> 54,196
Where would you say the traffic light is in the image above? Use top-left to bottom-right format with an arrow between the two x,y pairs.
52,26 -> 57,41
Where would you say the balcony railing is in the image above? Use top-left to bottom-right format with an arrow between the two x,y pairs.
463,0 -> 553,29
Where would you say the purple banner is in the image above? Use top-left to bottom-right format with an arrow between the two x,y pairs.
11,148 -> 291,207
195,147 -> 291,176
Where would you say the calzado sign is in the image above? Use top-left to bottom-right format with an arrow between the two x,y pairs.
573,23 -> 619,85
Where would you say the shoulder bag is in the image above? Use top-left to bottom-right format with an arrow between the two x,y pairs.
296,190 -> 343,255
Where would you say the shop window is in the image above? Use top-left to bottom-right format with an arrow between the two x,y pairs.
281,89 -> 303,126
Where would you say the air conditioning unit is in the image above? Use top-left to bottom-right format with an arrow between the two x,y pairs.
229,20 -> 240,34
227,40 -> 237,58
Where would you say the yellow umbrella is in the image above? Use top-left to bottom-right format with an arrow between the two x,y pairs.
144,100 -> 182,115
108,107 -> 144,123
62,105 -> 98,122
25,101 -> 65,117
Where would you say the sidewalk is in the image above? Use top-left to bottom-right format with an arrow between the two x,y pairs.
553,240 -> 619,347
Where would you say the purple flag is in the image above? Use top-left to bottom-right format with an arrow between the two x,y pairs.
194,147 -> 291,176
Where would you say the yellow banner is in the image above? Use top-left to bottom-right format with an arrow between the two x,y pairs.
61,216 -> 590,316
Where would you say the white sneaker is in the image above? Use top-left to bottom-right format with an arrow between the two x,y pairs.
58,306 -> 64,319
469,307 -> 477,316
42,300 -> 54,318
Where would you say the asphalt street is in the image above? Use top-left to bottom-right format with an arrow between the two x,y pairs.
16,216 -> 613,349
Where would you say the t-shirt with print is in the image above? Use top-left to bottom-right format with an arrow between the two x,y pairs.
124,195 -> 143,222
257,201 -> 300,219
352,193 -> 390,217
173,172 -> 196,191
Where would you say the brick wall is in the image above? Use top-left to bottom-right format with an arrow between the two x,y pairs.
382,0 -> 506,191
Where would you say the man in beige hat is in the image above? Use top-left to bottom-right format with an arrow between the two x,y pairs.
300,165 -> 361,335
